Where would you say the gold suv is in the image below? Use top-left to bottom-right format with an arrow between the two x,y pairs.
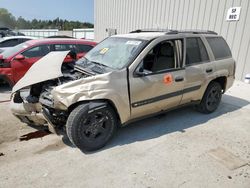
11,29 -> 235,151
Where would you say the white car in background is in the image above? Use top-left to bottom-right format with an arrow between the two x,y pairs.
0,36 -> 37,53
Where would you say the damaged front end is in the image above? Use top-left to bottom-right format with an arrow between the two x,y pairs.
11,83 -> 71,133
11,51 -> 110,133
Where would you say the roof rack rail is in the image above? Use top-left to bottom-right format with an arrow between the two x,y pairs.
130,29 -> 217,35
171,30 -> 218,35
130,29 -> 170,33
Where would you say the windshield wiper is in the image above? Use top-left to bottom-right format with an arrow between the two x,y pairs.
91,61 -> 110,69
77,57 -> 110,69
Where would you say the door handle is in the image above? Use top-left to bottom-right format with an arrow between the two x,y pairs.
206,68 -> 213,73
175,76 -> 184,82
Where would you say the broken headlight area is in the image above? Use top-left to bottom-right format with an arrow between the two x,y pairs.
39,87 -> 54,108
13,87 -> 30,103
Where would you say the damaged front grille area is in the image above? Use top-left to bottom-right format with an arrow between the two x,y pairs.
39,87 -> 54,108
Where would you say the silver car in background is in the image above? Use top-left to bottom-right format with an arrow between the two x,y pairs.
0,36 -> 36,53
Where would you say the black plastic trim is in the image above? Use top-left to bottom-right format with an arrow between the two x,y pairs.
131,85 -> 201,108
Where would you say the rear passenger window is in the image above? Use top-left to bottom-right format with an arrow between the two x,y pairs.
206,37 -> 232,60
54,44 -> 71,51
186,38 -> 209,65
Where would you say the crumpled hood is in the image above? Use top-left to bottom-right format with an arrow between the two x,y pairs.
12,51 -> 69,93
50,69 -> 131,123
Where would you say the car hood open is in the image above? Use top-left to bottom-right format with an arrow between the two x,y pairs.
12,51 -> 69,93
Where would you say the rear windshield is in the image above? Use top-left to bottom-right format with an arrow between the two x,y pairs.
206,37 -> 232,60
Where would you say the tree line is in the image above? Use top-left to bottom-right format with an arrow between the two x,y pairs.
0,8 -> 93,30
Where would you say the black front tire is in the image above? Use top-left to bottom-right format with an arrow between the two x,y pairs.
196,82 -> 222,114
66,103 -> 117,151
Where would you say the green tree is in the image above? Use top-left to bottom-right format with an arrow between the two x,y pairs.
0,8 -> 94,30
0,8 -> 16,28
16,16 -> 30,29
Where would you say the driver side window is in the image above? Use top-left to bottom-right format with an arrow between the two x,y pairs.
140,39 -> 182,74
22,45 -> 51,58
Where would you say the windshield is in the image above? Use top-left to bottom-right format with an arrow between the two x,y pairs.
83,37 -> 147,69
1,42 -> 29,58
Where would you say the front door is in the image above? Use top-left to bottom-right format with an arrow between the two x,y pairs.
12,44 -> 51,83
129,39 -> 185,119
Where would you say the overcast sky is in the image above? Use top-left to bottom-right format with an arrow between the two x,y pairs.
0,0 -> 94,23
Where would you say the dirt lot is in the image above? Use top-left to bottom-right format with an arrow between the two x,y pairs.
0,81 -> 250,188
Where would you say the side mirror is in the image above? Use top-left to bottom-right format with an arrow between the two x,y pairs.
14,54 -> 25,60
135,67 -> 146,77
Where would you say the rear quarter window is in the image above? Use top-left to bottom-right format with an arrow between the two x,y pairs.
206,37 -> 232,60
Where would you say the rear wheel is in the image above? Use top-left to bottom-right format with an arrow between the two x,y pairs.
196,82 -> 222,114
66,103 -> 117,151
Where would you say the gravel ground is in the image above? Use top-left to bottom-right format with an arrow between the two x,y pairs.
0,81 -> 250,188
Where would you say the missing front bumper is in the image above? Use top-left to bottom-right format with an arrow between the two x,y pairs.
10,101 -> 47,126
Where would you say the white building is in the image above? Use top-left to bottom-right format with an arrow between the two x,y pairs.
94,0 -> 250,80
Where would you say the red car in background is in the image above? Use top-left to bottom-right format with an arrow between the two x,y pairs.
0,38 -> 96,86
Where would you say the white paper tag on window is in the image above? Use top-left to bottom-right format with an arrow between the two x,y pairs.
126,41 -> 141,45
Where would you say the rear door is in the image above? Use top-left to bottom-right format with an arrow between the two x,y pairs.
180,37 -> 215,104
129,38 -> 185,119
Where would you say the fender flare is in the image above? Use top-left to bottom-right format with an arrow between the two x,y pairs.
68,100 -> 121,124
